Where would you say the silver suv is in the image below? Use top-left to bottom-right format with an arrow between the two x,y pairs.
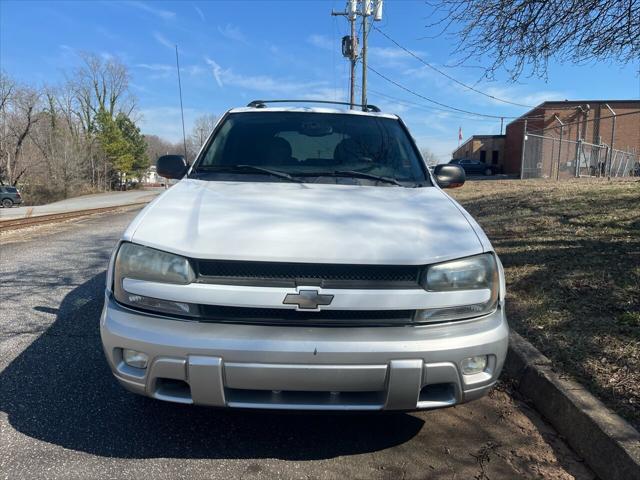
100,101 -> 508,411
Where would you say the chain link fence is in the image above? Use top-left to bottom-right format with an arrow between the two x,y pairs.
520,111 -> 640,180
522,133 -> 639,179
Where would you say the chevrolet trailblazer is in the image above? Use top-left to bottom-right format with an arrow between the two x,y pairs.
100,100 -> 508,410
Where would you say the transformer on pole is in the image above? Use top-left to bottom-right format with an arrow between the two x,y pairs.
332,0 -> 383,110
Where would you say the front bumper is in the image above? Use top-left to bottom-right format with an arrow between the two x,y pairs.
100,296 -> 509,411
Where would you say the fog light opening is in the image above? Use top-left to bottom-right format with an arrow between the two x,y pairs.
461,355 -> 488,375
123,348 -> 148,369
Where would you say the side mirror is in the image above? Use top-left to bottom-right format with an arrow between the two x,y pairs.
433,164 -> 465,189
157,155 -> 188,179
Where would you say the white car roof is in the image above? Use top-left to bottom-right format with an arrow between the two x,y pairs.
227,106 -> 399,120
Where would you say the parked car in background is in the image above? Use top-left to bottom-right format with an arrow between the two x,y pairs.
0,185 -> 22,207
101,100 -> 508,412
449,159 -> 500,176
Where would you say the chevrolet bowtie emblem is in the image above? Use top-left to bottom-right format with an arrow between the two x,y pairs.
283,290 -> 334,310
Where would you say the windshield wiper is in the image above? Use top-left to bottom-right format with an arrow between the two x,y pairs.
193,165 -> 302,183
319,170 -> 404,187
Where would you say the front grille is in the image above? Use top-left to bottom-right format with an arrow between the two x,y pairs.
198,304 -> 416,326
196,260 -> 422,289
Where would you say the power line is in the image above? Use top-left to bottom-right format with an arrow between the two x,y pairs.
361,85 -> 543,124
372,26 -> 535,109
367,64 -> 527,119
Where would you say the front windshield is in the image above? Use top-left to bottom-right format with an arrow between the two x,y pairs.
194,112 -> 429,185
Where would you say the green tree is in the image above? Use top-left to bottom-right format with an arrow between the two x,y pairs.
95,109 -> 133,184
115,112 -> 149,179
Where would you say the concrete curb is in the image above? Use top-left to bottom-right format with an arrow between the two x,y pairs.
504,331 -> 640,480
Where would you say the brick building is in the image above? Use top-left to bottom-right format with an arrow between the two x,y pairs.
451,134 -> 506,170
503,100 -> 640,175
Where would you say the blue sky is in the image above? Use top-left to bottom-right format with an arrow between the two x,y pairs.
2,0 -> 639,160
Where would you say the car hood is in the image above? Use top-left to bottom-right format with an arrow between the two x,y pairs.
128,179 -> 485,264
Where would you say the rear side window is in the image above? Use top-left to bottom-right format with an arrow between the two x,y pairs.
198,112 -> 428,183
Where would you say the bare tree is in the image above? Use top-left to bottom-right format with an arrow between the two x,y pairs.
0,53 -> 147,202
1,85 -> 42,185
187,114 -> 218,161
145,134 -> 182,163
64,53 -> 136,188
426,0 -> 640,80
0,72 -> 15,112
68,53 -> 135,132
420,148 -> 440,167
0,73 -> 16,185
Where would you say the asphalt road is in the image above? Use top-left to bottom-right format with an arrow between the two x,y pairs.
0,189 -> 162,220
0,211 -> 594,480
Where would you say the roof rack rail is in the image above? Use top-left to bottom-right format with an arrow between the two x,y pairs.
246,99 -> 381,113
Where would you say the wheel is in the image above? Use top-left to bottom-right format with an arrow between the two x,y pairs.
1,198 -> 13,208
484,168 -> 493,176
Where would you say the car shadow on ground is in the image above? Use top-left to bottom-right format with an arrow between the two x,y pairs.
0,271 -> 425,460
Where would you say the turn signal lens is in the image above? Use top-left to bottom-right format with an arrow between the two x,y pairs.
123,349 -> 148,369
461,355 -> 488,375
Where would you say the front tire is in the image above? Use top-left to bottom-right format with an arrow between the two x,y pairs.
1,198 -> 13,208
484,168 -> 493,176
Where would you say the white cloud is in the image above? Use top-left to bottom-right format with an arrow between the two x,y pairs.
299,87 -> 348,103
368,46 -> 427,68
481,85 -> 567,107
217,24 -> 248,44
153,32 -> 175,50
194,5 -> 205,21
204,57 -> 327,95
127,1 -> 175,20
184,64 -> 206,76
369,46 -> 420,60
59,44 -> 75,54
205,57 -> 333,98
400,62 -> 569,109
204,57 -> 225,87
136,62 -> 205,79
307,34 -> 333,50
135,63 -> 173,79
136,63 -> 173,72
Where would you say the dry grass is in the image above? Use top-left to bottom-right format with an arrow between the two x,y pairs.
449,178 -> 640,429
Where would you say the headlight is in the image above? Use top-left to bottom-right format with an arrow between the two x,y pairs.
113,242 -> 199,317
115,242 -> 195,284
415,253 -> 499,323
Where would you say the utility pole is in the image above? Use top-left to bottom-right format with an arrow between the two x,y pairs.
361,1 -> 370,110
349,7 -> 357,108
332,0 -> 383,110
332,0 -> 358,108
361,0 -> 383,110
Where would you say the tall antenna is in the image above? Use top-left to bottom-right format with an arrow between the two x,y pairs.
175,44 -> 188,160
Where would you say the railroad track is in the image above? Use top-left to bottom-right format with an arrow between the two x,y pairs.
0,202 -> 148,232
